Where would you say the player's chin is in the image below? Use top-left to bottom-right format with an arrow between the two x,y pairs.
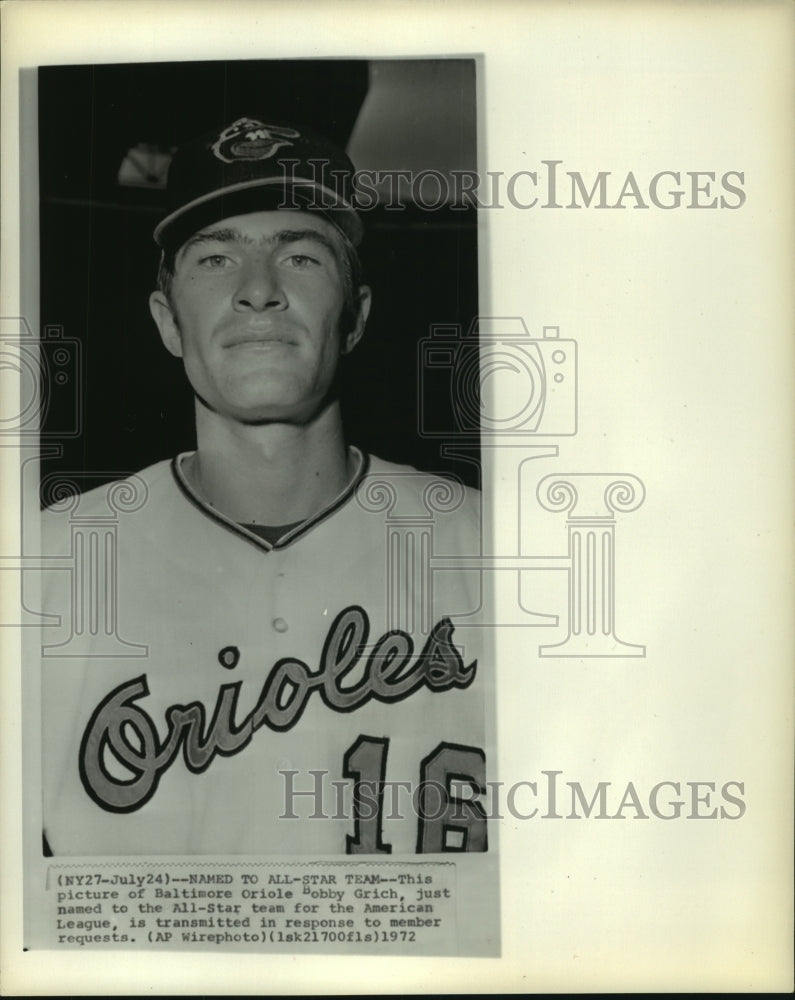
232,407 -> 326,427
217,391 -> 336,427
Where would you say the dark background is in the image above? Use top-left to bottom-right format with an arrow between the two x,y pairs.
38,60 -> 480,501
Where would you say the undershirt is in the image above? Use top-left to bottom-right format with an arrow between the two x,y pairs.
239,521 -> 304,545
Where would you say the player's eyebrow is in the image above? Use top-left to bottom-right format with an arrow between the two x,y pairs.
272,228 -> 340,258
179,226 -> 340,259
181,227 -> 249,251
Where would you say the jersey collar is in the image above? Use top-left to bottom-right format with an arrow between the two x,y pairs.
170,447 -> 370,552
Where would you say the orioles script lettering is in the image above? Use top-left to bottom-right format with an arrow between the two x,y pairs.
78,606 -> 477,813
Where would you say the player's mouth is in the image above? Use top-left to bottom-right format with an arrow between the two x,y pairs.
224,330 -> 296,349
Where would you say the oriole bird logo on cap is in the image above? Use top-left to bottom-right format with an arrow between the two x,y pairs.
211,118 -> 300,164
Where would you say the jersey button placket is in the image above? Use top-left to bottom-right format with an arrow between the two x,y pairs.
270,550 -> 289,633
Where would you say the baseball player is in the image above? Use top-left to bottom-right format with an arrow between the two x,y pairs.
40,116 -> 488,856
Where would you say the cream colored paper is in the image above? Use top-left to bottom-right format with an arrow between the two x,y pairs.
1,0 -> 793,992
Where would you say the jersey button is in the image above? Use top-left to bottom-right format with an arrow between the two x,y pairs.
272,617 -> 289,633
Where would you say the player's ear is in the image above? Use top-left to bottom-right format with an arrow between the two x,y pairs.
341,285 -> 371,355
149,291 -> 183,358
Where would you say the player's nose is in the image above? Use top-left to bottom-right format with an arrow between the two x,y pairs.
233,259 -> 287,312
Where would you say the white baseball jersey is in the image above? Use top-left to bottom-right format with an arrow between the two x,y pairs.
40,449 -> 489,856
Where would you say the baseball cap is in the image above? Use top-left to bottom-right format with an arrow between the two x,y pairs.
153,116 -> 363,251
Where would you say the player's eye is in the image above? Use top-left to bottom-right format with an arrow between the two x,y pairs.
282,253 -> 321,269
198,254 -> 233,269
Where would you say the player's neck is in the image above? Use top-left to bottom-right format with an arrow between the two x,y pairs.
188,403 -> 354,527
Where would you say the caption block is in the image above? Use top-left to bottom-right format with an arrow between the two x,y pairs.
46,860 -> 458,954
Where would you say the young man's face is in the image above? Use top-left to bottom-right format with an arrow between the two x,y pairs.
149,210 -> 369,425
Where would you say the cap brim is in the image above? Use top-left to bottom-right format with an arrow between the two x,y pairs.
153,178 -> 363,251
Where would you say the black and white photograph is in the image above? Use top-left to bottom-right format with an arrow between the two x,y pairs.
20,55 -> 499,954
35,57 -> 490,854
1,0 -> 793,993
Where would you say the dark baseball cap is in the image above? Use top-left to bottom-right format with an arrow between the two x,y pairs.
153,116 -> 363,251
